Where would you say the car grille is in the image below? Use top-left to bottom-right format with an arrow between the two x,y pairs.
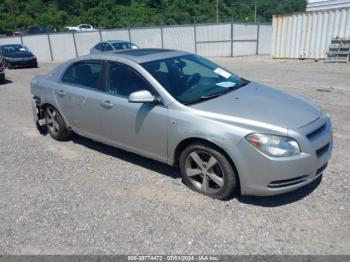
305,118 -> 331,159
316,143 -> 330,158
8,57 -> 35,62
307,122 -> 327,140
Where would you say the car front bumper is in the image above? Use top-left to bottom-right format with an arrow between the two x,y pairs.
232,114 -> 333,196
0,66 -> 5,78
6,58 -> 37,68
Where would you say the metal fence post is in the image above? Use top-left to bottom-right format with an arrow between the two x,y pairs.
193,17 -> 197,54
256,22 -> 260,55
47,33 -> 54,62
72,31 -> 78,57
160,23 -> 164,49
128,26 -> 132,42
230,16 -> 234,57
99,28 -> 103,42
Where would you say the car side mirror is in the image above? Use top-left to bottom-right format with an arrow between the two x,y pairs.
128,90 -> 159,104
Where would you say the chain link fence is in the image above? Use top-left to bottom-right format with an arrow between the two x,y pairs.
0,21 -> 272,62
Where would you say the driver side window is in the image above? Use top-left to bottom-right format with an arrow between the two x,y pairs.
107,63 -> 154,98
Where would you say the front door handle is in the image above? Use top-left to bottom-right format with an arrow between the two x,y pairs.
101,100 -> 114,109
57,90 -> 66,96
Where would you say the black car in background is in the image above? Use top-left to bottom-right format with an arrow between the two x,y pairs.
0,44 -> 38,69
0,56 -> 5,83
26,25 -> 58,35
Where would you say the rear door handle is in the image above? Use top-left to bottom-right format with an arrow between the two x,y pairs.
101,100 -> 114,109
57,90 -> 66,96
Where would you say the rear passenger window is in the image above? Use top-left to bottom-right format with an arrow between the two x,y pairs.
62,61 -> 103,90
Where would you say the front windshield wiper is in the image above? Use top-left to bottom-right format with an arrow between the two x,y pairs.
185,79 -> 250,106
184,94 -> 222,106
236,78 -> 250,87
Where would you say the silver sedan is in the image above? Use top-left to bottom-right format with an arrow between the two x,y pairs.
31,49 -> 333,199
90,40 -> 138,54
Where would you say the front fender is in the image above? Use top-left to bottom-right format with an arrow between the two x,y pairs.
167,109 -> 248,167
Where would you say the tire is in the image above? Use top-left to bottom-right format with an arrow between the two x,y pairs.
0,74 -> 4,83
44,105 -> 72,141
5,61 -> 11,69
180,143 -> 238,200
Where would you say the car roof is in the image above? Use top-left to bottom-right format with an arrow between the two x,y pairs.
0,44 -> 23,47
104,40 -> 129,44
87,48 -> 190,64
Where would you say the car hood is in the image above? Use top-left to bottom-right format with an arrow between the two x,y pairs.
190,82 -> 321,129
4,51 -> 34,58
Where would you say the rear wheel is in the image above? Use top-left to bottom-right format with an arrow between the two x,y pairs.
180,143 -> 238,200
44,105 -> 72,141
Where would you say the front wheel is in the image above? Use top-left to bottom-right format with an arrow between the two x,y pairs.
0,74 -> 5,83
180,143 -> 239,200
44,105 -> 72,141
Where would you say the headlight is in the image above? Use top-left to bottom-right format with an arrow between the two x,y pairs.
4,57 -> 14,61
246,133 -> 301,157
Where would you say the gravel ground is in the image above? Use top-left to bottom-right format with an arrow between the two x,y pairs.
0,56 -> 349,255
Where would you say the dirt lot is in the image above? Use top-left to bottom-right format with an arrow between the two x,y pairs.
0,56 -> 349,255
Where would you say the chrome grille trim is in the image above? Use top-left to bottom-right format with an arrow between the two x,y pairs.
307,121 -> 327,140
268,175 -> 309,188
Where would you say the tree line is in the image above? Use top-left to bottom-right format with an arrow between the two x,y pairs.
0,0 -> 306,34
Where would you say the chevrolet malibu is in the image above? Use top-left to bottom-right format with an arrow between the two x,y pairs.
31,49 -> 333,199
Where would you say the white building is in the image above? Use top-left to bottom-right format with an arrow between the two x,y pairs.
306,0 -> 350,11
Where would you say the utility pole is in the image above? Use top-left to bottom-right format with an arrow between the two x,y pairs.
254,0 -> 257,23
216,0 -> 219,23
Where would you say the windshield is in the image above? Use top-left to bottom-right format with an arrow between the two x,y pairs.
141,54 -> 249,105
1,44 -> 28,54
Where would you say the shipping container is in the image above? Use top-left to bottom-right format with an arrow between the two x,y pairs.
272,8 -> 350,59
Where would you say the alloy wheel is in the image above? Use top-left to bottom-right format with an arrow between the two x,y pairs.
46,107 -> 60,135
185,150 -> 225,194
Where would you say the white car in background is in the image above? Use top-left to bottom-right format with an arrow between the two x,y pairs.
64,24 -> 95,32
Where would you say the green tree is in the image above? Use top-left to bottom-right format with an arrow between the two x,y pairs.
0,0 -> 306,34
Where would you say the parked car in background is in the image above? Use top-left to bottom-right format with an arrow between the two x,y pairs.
0,56 -> 5,83
0,44 -> 38,69
31,49 -> 333,199
64,24 -> 94,32
90,40 -> 139,54
26,25 -> 58,35
26,25 -> 46,35
12,31 -> 24,36
47,26 -> 59,33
